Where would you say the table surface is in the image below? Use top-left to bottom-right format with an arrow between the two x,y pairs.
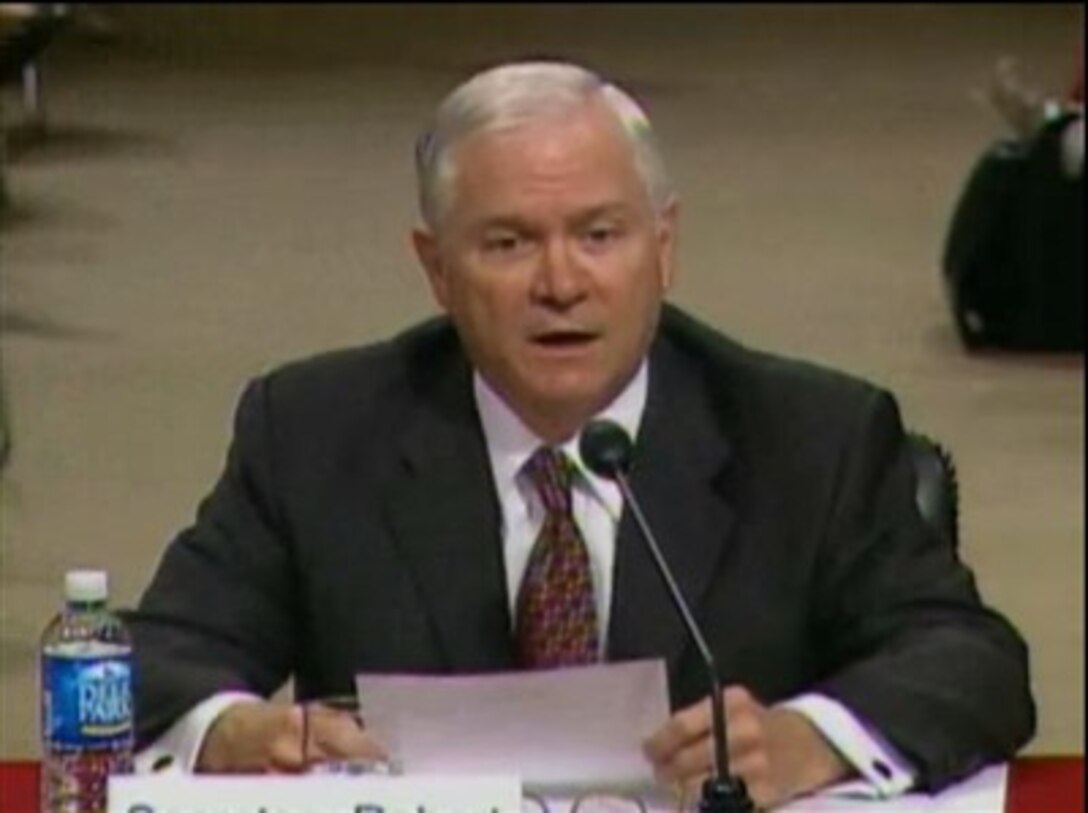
1,756 -> 1082,812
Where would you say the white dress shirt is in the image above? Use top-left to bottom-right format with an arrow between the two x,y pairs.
136,360 -> 915,798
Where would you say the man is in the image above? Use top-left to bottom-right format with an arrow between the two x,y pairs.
130,61 -> 1034,808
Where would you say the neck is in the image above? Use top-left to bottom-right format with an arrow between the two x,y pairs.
520,408 -> 589,446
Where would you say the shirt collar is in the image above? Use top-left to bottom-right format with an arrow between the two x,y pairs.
474,362 -> 649,497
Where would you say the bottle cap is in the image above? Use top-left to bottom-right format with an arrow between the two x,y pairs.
65,570 -> 108,603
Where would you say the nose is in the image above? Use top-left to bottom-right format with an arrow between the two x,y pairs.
531,239 -> 587,309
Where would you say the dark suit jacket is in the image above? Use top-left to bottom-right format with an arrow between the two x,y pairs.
129,305 -> 1034,791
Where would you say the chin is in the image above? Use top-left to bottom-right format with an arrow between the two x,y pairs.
532,383 -> 613,419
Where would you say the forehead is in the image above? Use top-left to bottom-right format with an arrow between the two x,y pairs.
445,103 -> 648,225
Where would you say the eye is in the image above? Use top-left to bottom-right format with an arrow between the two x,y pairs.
481,231 -> 528,256
581,222 -> 624,248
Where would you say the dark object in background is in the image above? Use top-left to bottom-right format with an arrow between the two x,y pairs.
942,112 -> 1084,352
0,4 -> 67,83
1,5 -> 69,207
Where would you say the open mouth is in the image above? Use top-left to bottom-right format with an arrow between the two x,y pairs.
532,330 -> 598,347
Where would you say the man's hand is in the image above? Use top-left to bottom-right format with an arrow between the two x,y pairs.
643,686 -> 852,809
196,700 -> 387,774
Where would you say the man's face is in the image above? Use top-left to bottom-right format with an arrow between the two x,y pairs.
413,100 -> 678,441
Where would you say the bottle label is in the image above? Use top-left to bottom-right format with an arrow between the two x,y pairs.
43,654 -> 133,749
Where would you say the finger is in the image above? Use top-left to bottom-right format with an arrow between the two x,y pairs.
673,771 -> 709,805
721,686 -> 769,756
656,721 -> 768,787
652,734 -> 714,784
309,712 -> 389,762
729,747 -> 772,790
722,685 -> 758,716
647,687 -> 763,762
727,749 -> 775,810
667,750 -> 775,811
655,731 -> 760,781
266,705 -> 308,773
727,706 -> 765,757
656,691 -> 770,777
642,697 -> 712,763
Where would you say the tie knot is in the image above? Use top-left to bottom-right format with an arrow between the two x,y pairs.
525,447 -> 574,514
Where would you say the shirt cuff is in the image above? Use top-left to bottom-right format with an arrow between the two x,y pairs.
134,691 -> 263,774
778,693 -> 916,799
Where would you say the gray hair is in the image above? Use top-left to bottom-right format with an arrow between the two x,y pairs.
414,61 -> 674,230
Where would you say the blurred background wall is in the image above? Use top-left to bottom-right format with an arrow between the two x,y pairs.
1,3 -> 1083,759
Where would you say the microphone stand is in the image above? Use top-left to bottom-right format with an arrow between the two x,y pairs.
611,470 -> 756,813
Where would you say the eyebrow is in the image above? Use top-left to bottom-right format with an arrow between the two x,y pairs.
470,203 -> 634,234
473,216 -> 529,233
569,204 -> 632,225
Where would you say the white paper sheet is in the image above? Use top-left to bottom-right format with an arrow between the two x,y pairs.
356,659 -> 670,793
538,765 -> 1008,812
357,661 -> 1007,812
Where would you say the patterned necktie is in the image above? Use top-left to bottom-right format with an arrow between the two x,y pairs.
515,447 -> 600,669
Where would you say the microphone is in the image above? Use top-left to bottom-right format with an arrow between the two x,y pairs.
580,419 -> 755,813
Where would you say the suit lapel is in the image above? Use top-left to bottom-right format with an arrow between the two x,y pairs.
379,315 -> 738,676
607,337 -> 737,677
383,355 -> 515,672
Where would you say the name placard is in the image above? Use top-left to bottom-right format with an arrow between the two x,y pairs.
108,774 -> 522,813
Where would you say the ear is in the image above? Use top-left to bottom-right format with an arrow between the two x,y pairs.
411,227 -> 451,309
655,198 -> 680,292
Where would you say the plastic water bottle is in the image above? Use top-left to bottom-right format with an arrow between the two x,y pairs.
40,570 -> 134,813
